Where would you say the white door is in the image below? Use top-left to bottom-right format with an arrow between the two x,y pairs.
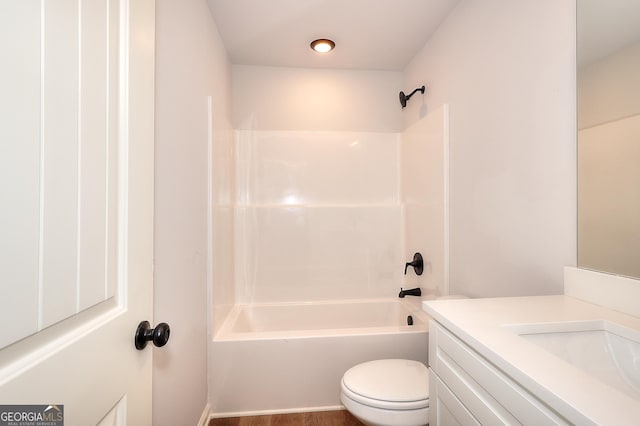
0,0 -> 156,425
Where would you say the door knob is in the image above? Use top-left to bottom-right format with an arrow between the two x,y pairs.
135,321 -> 170,350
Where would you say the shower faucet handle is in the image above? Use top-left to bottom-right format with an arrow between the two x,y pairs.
404,252 -> 424,275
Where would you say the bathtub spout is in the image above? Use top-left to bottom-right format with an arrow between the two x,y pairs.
398,287 -> 421,298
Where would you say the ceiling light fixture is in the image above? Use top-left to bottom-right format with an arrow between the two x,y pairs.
310,38 -> 335,53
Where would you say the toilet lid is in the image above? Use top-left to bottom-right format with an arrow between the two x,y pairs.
342,359 -> 429,408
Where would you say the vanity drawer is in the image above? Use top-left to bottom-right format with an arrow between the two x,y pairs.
430,369 -> 480,426
429,321 -> 568,425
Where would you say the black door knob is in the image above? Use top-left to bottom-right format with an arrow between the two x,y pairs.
135,321 -> 170,350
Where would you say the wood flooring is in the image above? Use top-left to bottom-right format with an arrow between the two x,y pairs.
209,410 -> 364,426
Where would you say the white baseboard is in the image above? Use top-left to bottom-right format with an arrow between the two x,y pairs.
197,403 -> 211,426
210,405 -> 345,419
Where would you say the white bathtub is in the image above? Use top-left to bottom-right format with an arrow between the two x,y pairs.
210,299 -> 430,417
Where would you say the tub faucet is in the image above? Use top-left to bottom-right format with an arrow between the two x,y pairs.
398,287 -> 422,298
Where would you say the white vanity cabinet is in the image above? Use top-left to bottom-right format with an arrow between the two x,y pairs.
428,320 -> 569,425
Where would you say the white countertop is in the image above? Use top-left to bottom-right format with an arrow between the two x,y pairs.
423,295 -> 640,425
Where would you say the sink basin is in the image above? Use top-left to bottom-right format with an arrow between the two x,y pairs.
506,320 -> 640,398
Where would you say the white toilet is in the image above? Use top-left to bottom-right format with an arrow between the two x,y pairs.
340,359 -> 429,426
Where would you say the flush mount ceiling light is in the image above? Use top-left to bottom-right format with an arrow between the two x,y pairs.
310,38 -> 335,53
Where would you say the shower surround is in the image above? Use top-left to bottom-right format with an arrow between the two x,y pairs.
208,107 -> 449,416
209,64 -> 449,416
234,130 -> 404,304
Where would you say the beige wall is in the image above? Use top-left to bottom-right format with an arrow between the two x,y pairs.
578,42 -> 640,130
403,0 -> 577,297
232,65 -> 403,132
228,65 -> 407,305
154,0 -> 233,424
578,41 -> 640,278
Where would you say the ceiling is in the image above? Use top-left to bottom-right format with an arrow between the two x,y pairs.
577,0 -> 640,68
206,0 -> 461,71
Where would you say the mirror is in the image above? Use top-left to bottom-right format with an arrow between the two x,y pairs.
577,0 -> 640,278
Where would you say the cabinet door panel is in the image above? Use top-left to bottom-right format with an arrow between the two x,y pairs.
431,372 -> 480,426
430,321 -> 569,425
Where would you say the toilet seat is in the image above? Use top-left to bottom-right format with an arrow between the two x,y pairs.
342,382 -> 429,410
341,359 -> 429,410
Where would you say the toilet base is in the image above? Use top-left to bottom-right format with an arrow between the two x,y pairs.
341,393 -> 429,426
